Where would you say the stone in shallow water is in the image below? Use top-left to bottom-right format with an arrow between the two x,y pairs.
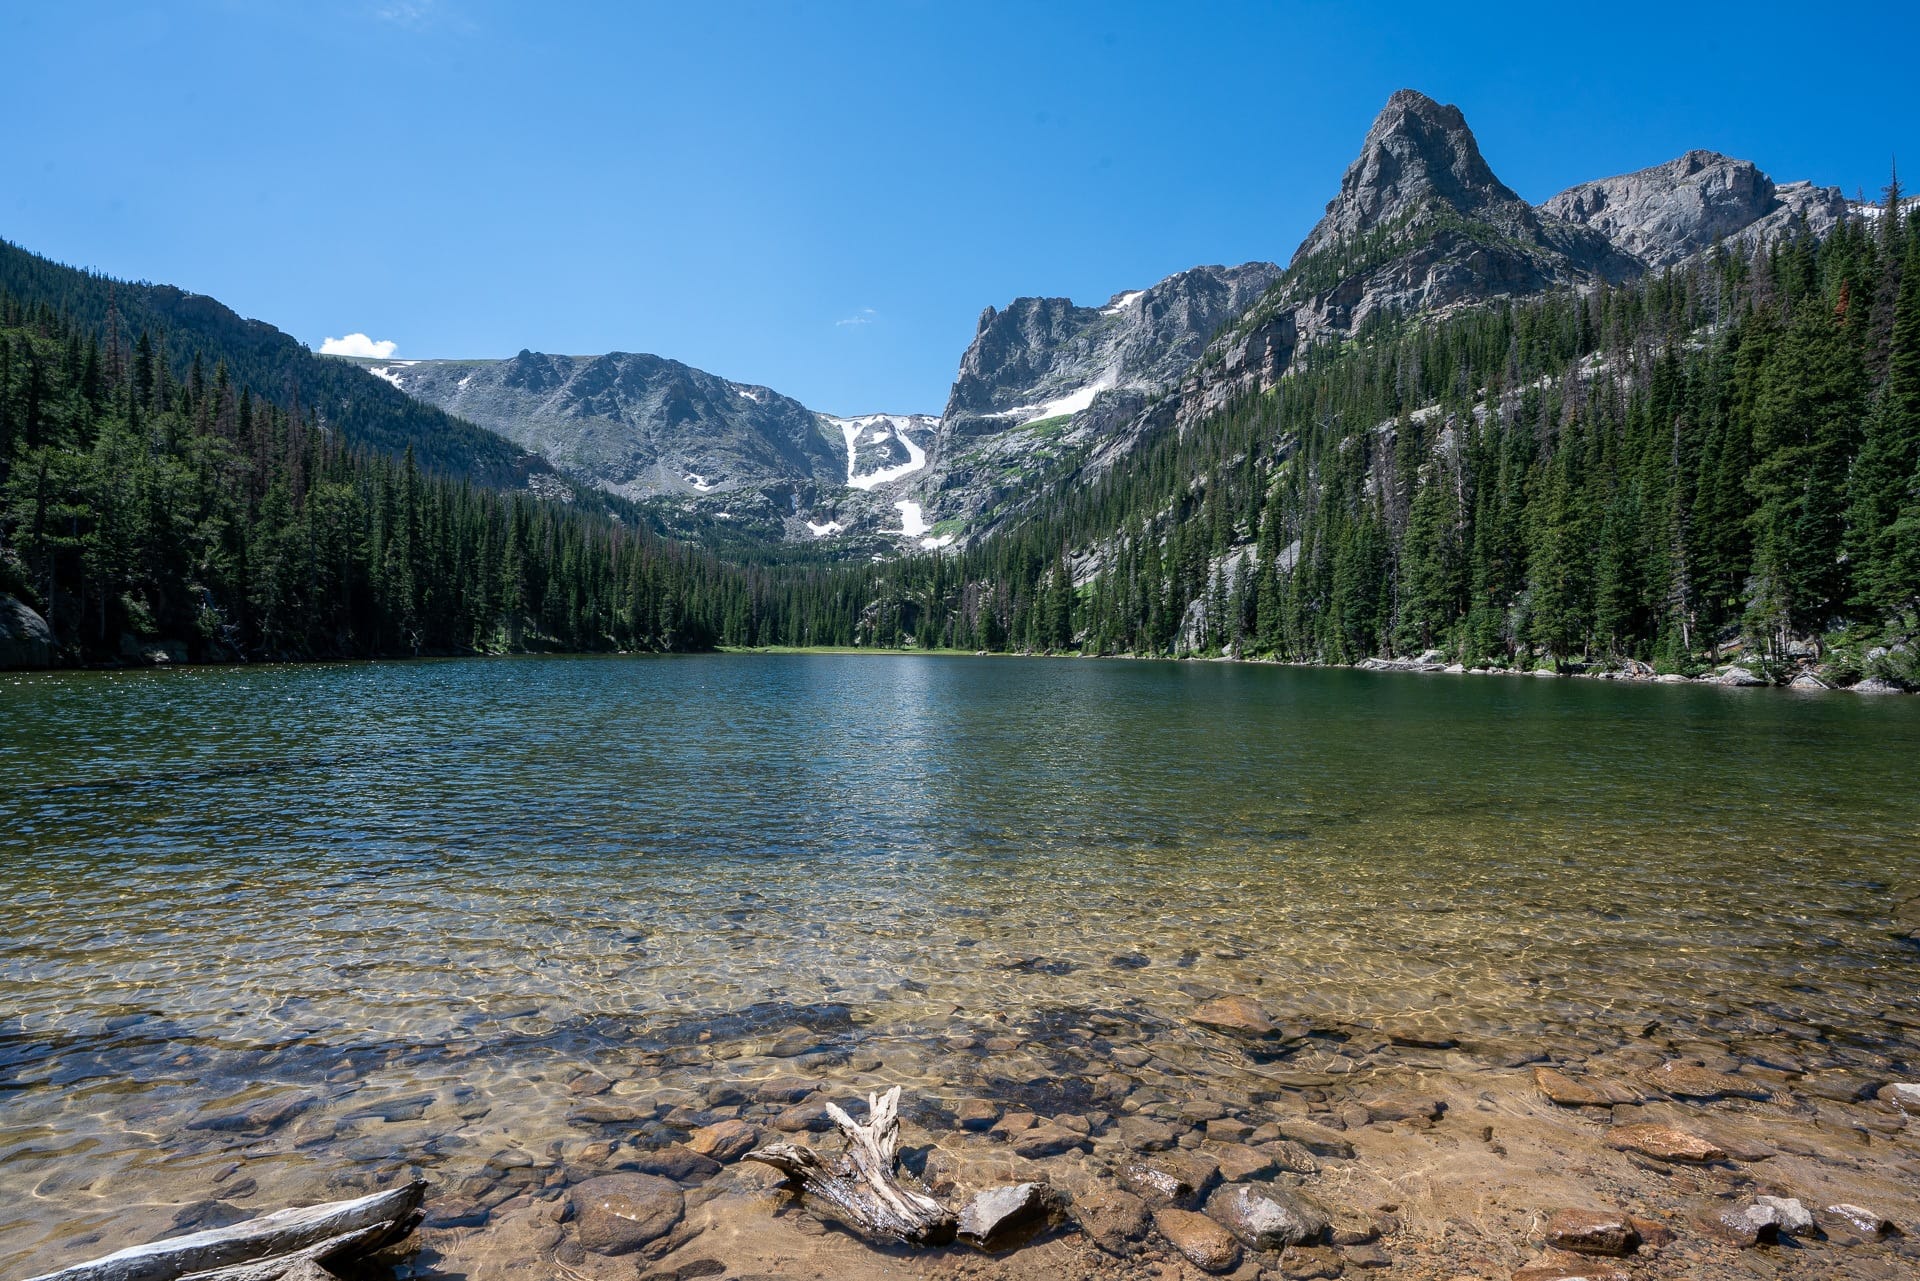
1512,1257 -> 1630,1281
1153,1207 -> 1241,1273
1752,1196 -> 1815,1236
1268,1119 -> 1355,1158
1010,1123 -> 1088,1158
1117,1116 -> 1180,1151
1605,1123 -> 1725,1163
1205,1182 -> 1331,1249
1702,1202 -> 1783,1247
1543,1207 -> 1639,1256
1883,1082 -> 1920,1112
569,1173 -> 684,1255
1210,1141 -> 1279,1182
1119,1150 -> 1220,1208
1075,1187 -> 1151,1255
1190,995 -> 1275,1037
955,1181 -> 1065,1250
626,1143 -> 722,1183
1533,1067 -> 1611,1107
955,1099 -> 1000,1131
772,1100 -> 835,1132
684,1119 -> 758,1162
1640,1060 -> 1770,1100
1820,1202 -> 1900,1242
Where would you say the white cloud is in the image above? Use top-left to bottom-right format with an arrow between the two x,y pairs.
836,307 -> 878,327
320,333 -> 398,358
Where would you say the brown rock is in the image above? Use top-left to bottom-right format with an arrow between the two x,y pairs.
684,1118 -> 758,1162
1191,995 -> 1275,1037
956,1099 -> 1001,1131
1342,1242 -> 1392,1269
772,1100 -> 835,1132
1640,1060 -> 1770,1101
1075,1187 -> 1152,1255
1265,1140 -> 1321,1175
1627,1215 -> 1675,1248
567,1071 -> 614,1097
1270,1120 -> 1356,1158
1154,1207 -> 1242,1273
1605,1123 -> 1726,1163
625,1143 -> 721,1183
569,1173 -> 684,1255
1512,1257 -> 1630,1281
990,1111 -> 1038,1137
1543,1208 -> 1639,1257
1011,1123 -> 1089,1158
1533,1068 -> 1610,1108
1118,1116 -> 1181,1151
1279,1246 -> 1345,1279
1210,1142 -> 1278,1182
1119,1150 -> 1220,1208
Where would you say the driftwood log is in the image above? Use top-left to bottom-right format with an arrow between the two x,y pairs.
26,1182 -> 426,1281
744,1086 -> 954,1245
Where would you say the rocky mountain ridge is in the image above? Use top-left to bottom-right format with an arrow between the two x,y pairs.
381,89 -> 1861,555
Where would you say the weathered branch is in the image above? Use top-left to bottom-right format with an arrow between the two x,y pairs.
25,1182 -> 426,1281
745,1086 -> 954,1245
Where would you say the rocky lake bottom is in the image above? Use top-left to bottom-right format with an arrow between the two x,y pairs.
3,654 -> 1918,1280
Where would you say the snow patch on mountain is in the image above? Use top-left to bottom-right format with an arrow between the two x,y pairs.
895,500 -> 931,536
366,360 -> 418,389
824,413 -> 932,490
806,519 -> 844,537
1101,290 -> 1145,315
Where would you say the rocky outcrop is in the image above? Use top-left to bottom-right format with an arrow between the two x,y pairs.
1173,91 -> 1638,429
1543,149 -> 1848,269
0,595 -> 54,669
914,263 -> 1279,538
388,351 -> 845,502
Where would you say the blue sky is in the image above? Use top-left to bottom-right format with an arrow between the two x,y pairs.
4,2 -> 1914,415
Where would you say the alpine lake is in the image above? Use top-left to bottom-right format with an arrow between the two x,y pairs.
3,654 -> 1918,1280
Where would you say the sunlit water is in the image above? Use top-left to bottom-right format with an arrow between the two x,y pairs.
2,654 -> 1917,1274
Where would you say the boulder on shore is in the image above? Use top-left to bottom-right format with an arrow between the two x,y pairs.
0,595 -> 54,669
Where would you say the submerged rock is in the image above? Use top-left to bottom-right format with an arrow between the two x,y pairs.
956,1181 -> 1066,1251
1075,1187 -> 1152,1255
1119,1150 -> 1220,1208
1206,1182 -> 1331,1249
1190,995 -> 1275,1037
1153,1206 -> 1242,1273
684,1119 -> 758,1162
570,1173 -> 684,1254
1533,1067 -> 1611,1107
1820,1202 -> 1901,1242
1544,1208 -> 1639,1256
1640,1060 -> 1769,1100
1605,1123 -> 1725,1163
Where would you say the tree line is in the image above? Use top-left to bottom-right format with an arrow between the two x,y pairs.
830,188 -> 1920,680
4,190 -> 1917,677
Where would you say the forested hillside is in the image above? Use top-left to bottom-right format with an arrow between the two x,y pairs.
0,291 -> 780,661
804,192 -> 1920,683
4,195 -> 1916,680
0,240 -> 563,490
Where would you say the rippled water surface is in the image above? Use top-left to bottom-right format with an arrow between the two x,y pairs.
3,654 -> 1918,1275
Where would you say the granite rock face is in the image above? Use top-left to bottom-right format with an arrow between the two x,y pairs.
386,351 -> 843,502
0,595 -> 55,669
1543,149 -> 1848,269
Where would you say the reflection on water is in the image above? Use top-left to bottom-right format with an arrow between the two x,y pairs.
2,654 -> 1917,1273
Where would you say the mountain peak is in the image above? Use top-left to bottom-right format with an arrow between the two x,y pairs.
1293,90 -> 1519,265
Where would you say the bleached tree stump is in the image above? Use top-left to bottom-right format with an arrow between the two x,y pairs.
745,1086 -> 954,1245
